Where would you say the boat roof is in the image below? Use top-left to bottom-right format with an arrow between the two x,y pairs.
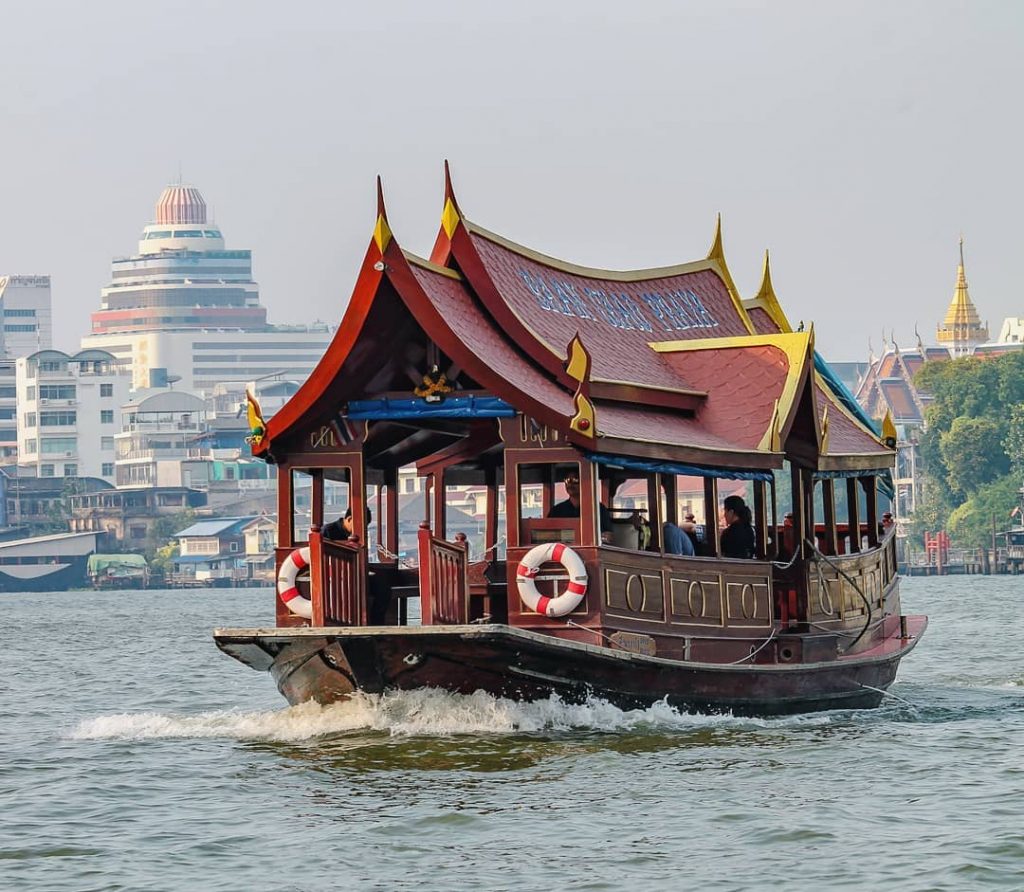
255,166 -> 892,475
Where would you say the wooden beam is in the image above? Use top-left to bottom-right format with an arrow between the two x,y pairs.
847,477 -> 861,553
753,479 -> 768,560
864,476 -> 880,548
822,478 -> 839,555
703,477 -> 720,557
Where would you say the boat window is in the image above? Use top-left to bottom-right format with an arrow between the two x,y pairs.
323,470 -> 350,525
517,461 -> 583,545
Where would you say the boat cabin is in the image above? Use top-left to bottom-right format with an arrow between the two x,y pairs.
249,168 -> 899,665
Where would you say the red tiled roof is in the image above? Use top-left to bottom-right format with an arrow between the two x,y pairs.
878,379 -> 921,422
465,229 -> 749,392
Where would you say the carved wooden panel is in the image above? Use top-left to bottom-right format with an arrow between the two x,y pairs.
724,579 -> 773,628
668,573 -> 724,628
604,568 -> 665,619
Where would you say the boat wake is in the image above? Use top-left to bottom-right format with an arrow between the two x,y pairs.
68,688 -> 804,743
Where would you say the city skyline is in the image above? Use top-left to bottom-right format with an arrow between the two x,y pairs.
1,1 -> 1021,360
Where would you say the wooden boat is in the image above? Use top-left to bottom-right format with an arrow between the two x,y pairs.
214,166 -> 926,716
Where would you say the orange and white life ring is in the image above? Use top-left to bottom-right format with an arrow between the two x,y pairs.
277,546 -> 312,618
516,542 -> 588,617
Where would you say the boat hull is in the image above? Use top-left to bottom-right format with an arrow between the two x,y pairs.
215,618 -> 927,717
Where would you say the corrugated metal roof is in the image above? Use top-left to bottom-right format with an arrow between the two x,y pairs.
175,517 -> 255,537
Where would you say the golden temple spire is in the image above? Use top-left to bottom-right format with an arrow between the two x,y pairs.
936,236 -> 988,356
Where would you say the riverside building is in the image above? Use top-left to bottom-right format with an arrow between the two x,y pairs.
0,275 -> 53,358
81,184 -> 334,394
15,349 -> 131,482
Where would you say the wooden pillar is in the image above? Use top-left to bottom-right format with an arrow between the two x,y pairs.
790,463 -> 806,560
847,477 -> 861,553
542,466 -> 554,519
311,470 -> 324,529
769,476 -> 779,560
385,468 -> 399,559
310,526 -> 324,626
703,477 -> 720,557
753,479 -> 768,560
278,466 -> 293,548
506,455 -> 521,549
822,478 -> 839,555
663,474 -> 678,526
864,476 -> 880,548
433,470 -> 446,540
485,464 -> 499,558
648,473 -> 663,550
581,459 -> 599,547
417,522 -> 434,625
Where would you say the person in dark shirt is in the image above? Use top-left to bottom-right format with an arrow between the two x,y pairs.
548,472 -> 614,544
720,495 -> 755,559
322,507 -> 389,623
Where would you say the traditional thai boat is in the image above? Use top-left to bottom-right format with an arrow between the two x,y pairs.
214,165 -> 926,716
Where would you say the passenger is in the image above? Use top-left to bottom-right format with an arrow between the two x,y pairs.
322,507 -> 389,623
663,520 -> 695,556
720,495 -> 756,559
322,506 -> 369,541
683,512 -> 702,553
548,471 -> 614,544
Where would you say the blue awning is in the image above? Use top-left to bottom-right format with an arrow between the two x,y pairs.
586,452 -> 774,482
346,395 -> 516,420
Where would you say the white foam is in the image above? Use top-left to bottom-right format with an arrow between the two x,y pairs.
67,688 -> 765,743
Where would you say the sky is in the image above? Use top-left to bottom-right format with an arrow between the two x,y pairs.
1,0 -> 1021,359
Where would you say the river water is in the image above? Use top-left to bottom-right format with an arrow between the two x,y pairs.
2,576 -> 1022,891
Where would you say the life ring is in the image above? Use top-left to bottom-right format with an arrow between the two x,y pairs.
277,547 -> 312,618
516,542 -> 588,617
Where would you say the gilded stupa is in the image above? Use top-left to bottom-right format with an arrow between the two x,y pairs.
936,238 -> 988,357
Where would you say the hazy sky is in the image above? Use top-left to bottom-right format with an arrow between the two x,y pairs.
2,0 -> 1021,359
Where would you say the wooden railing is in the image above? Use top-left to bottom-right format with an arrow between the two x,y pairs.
309,528 -> 366,626
417,522 -> 469,625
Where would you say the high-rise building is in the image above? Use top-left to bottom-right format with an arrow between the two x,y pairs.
82,185 -> 334,393
0,275 -> 53,358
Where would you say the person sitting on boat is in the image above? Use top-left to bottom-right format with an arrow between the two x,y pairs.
322,506 -> 369,542
720,495 -> 756,559
663,519 -> 696,556
322,507 -> 390,624
548,471 -> 614,544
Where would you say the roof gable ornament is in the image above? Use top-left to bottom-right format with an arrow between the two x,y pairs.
820,403 -> 830,454
881,410 -> 898,449
752,250 -> 793,333
565,333 -> 596,439
430,160 -> 464,265
244,389 -> 266,449
705,214 -> 756,335
373,176 -> 392,255
766,398 -> 782,452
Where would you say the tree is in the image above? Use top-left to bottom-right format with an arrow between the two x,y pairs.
1003,403 -> 1024,481
939,416 -> 1010,498
946,476 -> 1020,550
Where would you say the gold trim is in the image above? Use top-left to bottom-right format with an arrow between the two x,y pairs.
373,214 -> 392,254
704,214 -> 756,336
749,250 -> 792,333
402,250 -> 464,280
650,331 -> 813,452
441,197 -> 461,240
467,219 -> 721,282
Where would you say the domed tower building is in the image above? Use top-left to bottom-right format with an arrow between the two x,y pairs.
82,185 -> 334,394
936,238 -> 988,357
91,184 -> 265,337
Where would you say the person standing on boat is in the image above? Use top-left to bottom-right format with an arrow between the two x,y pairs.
322,506 -> 362,542
548,471 -> 614,544
720,495 -> 755,559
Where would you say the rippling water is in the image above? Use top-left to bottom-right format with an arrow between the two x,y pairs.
2,577 -> 1022,891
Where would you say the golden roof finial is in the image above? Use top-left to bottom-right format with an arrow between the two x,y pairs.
752,249 -> 792,333
937,234 -> 987,352
706,213 -> 724,262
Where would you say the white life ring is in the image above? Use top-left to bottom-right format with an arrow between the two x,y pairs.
277,546 -> 312,618
516,542 -> 588,617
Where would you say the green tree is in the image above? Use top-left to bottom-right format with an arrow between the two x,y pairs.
939,416 -> 1010,498
1004,403 -> 1024,480
946,476 -> 1020,550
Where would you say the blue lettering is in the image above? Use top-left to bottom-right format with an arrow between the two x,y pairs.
553,279 -> 594,320
641,293 -> 674,332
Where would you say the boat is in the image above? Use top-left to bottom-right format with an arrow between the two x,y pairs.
214,165 -> 927,716
0,531 -> 101,592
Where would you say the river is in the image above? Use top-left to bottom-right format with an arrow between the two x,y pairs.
1,576 -> 1022,891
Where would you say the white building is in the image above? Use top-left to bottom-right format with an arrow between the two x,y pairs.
114,390 -> 208,488
0,275 -> 53,358
0,360 -> 17,462
81,184 -> 334,394
82,326 -> 335,393
15,349 -> 131,482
